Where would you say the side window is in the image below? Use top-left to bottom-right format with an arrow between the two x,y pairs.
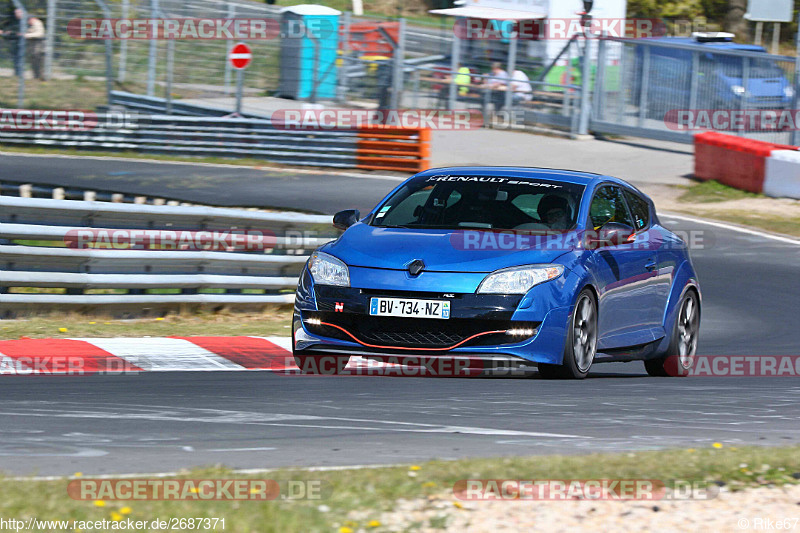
623,190 -> 650,231
589,186 -> 634,230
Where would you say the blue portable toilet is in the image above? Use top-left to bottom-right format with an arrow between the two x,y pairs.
277,5 -> 341,100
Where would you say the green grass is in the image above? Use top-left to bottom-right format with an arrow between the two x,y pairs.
0,309 -> 294,339
674,180 -> 800,238
677,211 -> 800,238
1,446 -> 799,533
679,180 -> 763,204
0,79 -> 143,111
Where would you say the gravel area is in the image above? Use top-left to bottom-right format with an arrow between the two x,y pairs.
351,483 -> 800,532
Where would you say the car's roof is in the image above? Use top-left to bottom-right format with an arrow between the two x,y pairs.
415,166 -> 636,189
647,37 -> 765,52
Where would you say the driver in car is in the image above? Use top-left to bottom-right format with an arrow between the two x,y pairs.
537,194 -> 570,229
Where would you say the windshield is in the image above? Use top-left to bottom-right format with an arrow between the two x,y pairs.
711,54 -> 786,78
371,175 -> 585,231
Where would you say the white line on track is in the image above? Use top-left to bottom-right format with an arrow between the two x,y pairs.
661,212 -> 800,246
206,447 -> 277,452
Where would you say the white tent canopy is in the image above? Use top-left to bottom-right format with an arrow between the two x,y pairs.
428,6 -> 546,20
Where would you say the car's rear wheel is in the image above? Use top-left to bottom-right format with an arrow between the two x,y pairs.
538,289 -> 597,380
644,289 -> 699,377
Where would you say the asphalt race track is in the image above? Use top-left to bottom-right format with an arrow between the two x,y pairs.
0,153 -> 398,214
1,155 -> 799,476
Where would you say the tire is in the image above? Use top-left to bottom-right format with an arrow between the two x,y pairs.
539,289 -> 597,380
644,290 -> 700,377
293,353 -> 351,375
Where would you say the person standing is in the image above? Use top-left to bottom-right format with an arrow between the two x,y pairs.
0,9 -> 45,79
486,62 -> 509,111
509,68 -> 533,105
25,11 -> 46,80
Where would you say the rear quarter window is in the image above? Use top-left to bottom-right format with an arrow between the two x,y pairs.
623,190 -> 650,231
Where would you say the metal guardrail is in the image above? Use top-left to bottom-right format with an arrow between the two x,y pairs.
109,91 -> 271,119
0,111 -> 431,172
0,196 -> 338,313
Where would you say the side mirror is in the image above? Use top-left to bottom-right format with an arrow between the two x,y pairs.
333,209 -> 360,230
586,222 -> 635,249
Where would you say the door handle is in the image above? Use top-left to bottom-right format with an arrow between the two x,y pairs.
645,259 -> 657,272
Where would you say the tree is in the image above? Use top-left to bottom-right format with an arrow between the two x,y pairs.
723,0 -> 748,39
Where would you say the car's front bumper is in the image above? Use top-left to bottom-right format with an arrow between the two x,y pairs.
293,269 -> 573,365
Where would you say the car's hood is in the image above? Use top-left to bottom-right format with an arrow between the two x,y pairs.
322,224 -> 573,273
721,74 -> 789,96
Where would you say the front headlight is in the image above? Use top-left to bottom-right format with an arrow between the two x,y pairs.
731,85 -> 746,96
784,86 -> 794,98
477,264 -> 564,294
308,251 -> 350,287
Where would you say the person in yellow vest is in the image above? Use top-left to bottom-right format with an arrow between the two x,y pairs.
438,65 -> 472,106
455,66 -> 471,96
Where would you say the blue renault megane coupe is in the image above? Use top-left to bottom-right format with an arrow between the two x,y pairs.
293,167 -> 701,379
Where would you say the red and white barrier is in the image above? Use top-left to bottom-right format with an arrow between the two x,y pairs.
694,132 -> 800,199
765,150 -> 800,200
0,336 -> 295,374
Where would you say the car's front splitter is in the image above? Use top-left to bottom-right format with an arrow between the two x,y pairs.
293,304 -> 572,366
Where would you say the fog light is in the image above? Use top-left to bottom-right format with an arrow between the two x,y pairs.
506,328 -> 535,336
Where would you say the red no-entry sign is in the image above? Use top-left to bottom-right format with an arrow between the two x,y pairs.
229,43 -> 252,70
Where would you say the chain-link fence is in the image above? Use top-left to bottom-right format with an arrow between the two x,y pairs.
4,2 -> 800,145
593,36 -> 799,145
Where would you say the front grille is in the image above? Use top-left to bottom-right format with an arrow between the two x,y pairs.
304,312 -> 538,349
363,330 -> 465,347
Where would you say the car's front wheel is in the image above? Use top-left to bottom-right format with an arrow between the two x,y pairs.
644,289 -> 699,377
538,289 -> 597,380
